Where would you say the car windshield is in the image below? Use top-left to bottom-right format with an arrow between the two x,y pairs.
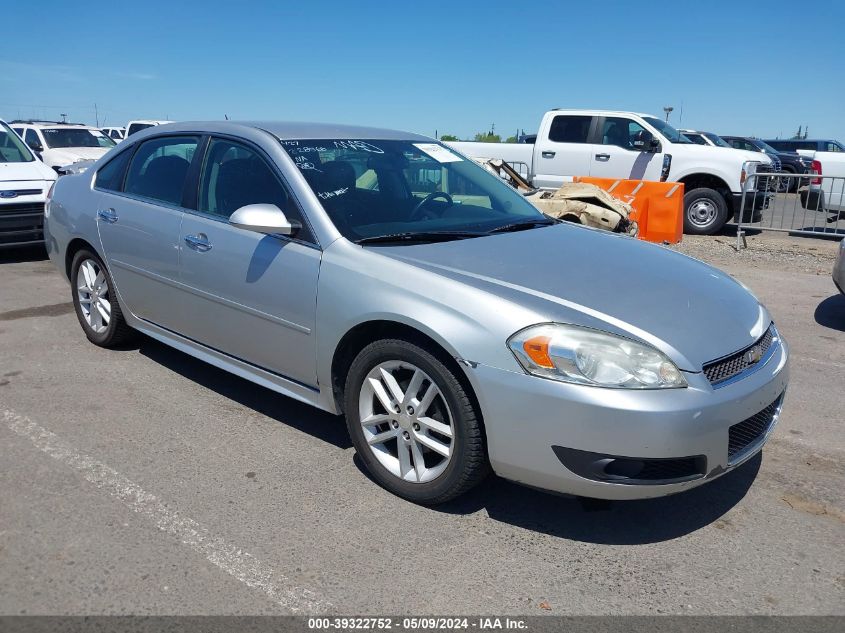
0,123 -> 35,163
642,117 -> 693,143
282,138 -> 550,243
42,128 -> 115,149
704,133 -> 731,148
755,140 -> 780,154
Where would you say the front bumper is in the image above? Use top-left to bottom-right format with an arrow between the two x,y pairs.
0,200 -> 45,248
731,191 -> 771,222
466,335 -> 789,500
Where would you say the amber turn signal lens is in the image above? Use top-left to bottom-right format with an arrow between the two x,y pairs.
523,335 -> 554,369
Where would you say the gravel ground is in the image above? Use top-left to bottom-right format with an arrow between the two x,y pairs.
670,232 -> 840,276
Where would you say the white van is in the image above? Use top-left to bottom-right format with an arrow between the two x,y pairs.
0,121 -> 57,247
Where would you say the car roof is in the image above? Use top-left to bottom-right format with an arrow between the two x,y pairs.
16,122 -> 97,130
147,120 -> 432,142
550,109 -> 657,118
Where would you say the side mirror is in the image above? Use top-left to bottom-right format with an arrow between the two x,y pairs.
229,203 -> 301,236
29,142 -> 44,152
632,132 -> 660,153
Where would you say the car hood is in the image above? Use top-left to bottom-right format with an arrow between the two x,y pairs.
46,147 -> 110,164
373,224 -> 769,371
673,143 -> 771,165
0,160 -> 57,183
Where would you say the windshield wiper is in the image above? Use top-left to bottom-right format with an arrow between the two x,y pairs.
355,230 -> 484,245
486,218 -> 556,234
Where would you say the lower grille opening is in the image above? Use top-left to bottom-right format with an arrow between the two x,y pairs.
603,456 -> 706,482
728,394 -> 783,461
552,446 -> 707,486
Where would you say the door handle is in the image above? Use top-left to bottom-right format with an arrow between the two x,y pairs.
595,153 -> 611,161
184,233 -> 212,252
97,208 -> 118,223
541,151 -> 556,159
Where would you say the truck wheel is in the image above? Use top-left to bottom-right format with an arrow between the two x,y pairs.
683,188 -> 728,235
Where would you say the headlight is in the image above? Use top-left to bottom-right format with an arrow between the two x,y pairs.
508,324 -> 687,389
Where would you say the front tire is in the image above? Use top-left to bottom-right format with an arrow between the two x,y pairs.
683,188 -> 728,235
344,339 -> 489,504
70,249 -> 135,347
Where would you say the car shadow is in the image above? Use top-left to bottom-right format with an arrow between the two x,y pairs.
137,336 -> 352,449
353,451 -> 761,545
0,245 -> 48,264
134,334 -> 758,544
814,293 -> 845,332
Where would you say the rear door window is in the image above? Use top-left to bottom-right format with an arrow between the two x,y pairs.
124,136 -> 199,206
548,115 -> 591,143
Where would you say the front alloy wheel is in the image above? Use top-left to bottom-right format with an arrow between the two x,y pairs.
344,339 -> 489,504
359,360 -> 455,483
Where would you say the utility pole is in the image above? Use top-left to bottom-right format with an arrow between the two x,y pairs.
94,103 -> 99,127
663,106 -> 674,122
60,113 -> 68,124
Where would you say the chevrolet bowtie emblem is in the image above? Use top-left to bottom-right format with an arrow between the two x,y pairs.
745,345 -> 763,365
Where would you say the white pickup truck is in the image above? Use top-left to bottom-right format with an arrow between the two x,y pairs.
449,109 -> 773,235
802,152 -> 845,214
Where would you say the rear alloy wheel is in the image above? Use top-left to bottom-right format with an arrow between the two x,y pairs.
70,249 -> 135,347
683,188 -> 728,235
344,339 -> 488,504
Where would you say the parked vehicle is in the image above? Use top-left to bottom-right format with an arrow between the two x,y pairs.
125,120 -> 173,137
448,110 -> 773,235
764,139 -> 845,154
10,121 -> 116,174
721,136 -> 813,192
0,120 -> 57,247
800,151 -> 845,214
45,121 -> 789,504
833,239 -> 845,295
101,126 -> 126,142
678,129 -> 732,148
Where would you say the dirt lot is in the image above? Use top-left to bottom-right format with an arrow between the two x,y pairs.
1,234 -> 843,616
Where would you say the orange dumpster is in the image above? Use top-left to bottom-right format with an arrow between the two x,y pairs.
573,177 -> 684,244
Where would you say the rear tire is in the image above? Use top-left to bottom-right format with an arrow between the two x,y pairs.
344,339 -> 489,504
683,188 -> 728,235
70,249 -> 135,347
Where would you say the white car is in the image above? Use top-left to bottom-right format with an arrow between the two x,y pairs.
101,126 -> 126,142
11,122 -> 116,174
679,129 -> 733,148
0,120 -> 57,247
449,110 -> 773,235
125,120 -> 173,138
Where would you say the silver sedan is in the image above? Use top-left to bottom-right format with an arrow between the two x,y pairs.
44,121 -> 789,504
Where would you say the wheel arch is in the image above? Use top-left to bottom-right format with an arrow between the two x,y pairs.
330,319 -> 484,426
64,237 -> 102,280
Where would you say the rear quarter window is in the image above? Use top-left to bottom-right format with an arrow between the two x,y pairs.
95,149 -> 133,192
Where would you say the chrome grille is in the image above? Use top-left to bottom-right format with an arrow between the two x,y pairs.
703,325 -> 775,385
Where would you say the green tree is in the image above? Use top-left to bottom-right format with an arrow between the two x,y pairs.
505,135 -> 517,143
474,132 -> 501,143
439,134 -> 459,141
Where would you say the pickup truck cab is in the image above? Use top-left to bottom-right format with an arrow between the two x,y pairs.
0,120 -> 57,247
450,110 -> 772,235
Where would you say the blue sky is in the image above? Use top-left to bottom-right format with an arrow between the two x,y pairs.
2,0 -> 843,141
